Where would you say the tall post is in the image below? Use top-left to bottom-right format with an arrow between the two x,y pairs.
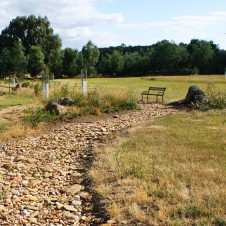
42,68 -> 50,99
81,69 -> 87,95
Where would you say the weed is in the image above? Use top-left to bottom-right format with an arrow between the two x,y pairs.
34,82 -> 42,97
121,165 -> 145,179
71,93 -> 86,106
195,84 -> 226,110
23,108 -> 57,127
0,90 -> 7,96
87,90 -> 101,107
60,83 -> 69,97
120,100 -> 137,110
0,122 -> 8,132
185,206 -> 204,219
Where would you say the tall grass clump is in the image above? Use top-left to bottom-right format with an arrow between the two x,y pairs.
22,87 -> 138,127
101,89 -> 137,113
33,82 -> 42,97
195,84 -> 226,110
23,108 -> 58,127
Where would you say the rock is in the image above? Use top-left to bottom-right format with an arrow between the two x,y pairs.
0,205 -> 7,212
28,218 -> 38,223
63,211 -> 80,222
63,204 -> 77,212
183,86 -> 205,105
64,184 -> 83,195
168,86 -> 205,107
12,83 -> 20,91
21,195 -> 38,202
79,192 -> 92,200
72,200 -> 82,206
45,101 -> 67,115
1,162 -> 14,170
57,97 -> 75,106
22,209 -> 30,216
56,202 -> 64,210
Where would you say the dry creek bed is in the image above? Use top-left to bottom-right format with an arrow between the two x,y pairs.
0,104 -> 178,226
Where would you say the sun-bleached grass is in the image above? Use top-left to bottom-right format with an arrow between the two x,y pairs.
90,110 -> 226,225
0,75 -> 225,139
58,75 -> 226,102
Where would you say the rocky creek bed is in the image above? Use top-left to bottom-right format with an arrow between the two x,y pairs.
0,104 -> 178,226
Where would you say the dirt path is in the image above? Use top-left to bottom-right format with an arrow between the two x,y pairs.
0,105 -> 28,123
0,104 -> 177,225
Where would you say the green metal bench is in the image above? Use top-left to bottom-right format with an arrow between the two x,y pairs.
141,87 -> 166,102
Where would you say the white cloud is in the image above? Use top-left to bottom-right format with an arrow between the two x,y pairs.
119,11 -> 226,31
0,0 -> 123,49
1,1 -> 226,50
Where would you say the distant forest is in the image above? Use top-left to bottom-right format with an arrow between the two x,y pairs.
1,15 -> 226,78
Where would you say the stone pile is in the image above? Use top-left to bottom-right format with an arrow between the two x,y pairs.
0,104 -> 177,225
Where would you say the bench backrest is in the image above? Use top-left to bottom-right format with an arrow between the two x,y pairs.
148,87 -> 166,92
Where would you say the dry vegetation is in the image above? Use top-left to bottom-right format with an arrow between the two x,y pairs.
90,110 -> 226,225
0,76 -> 226,225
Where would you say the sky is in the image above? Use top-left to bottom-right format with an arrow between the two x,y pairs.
1,0 -> 226,50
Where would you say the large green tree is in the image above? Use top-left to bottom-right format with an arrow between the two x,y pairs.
27,46 -> 45,77
188,39 -> 215,74
45,35 -> 63,77
62,48 -> 79,77
0,15 -> 62,77
150,40 -> 189,75
82,41 -> 100,75
1,15 -> 53,54
0,41 -> 27,78
97,50 -> 124,76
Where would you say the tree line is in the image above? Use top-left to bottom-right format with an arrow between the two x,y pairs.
1,15 -> 226,79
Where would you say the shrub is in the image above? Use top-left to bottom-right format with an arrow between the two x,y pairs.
34,82 -> 42,97
0,90 -> 7,96
71,94 -> 86,106
21,81 -> 30,87
60,83 -> 69,97
195,84 -> 226,110
23,108 -> 58,127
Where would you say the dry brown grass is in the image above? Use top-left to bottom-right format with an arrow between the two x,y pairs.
90,110 -> 226,225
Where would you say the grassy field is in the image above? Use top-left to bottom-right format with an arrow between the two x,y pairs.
1,75 -> 226,106
0,75 -> 226,138
57,75 -> 226,102
91,110 -> 226,225
0,75 -> 226,224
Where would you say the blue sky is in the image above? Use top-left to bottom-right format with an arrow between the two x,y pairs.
1,0 -> 226,50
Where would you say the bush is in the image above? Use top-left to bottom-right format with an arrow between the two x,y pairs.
60,83 -> 69,97
23,108 -> 58,127
34,82 -> 42,97
195,84 -> 226,110
21,81 -> 30,87
0,90 -> 7,96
